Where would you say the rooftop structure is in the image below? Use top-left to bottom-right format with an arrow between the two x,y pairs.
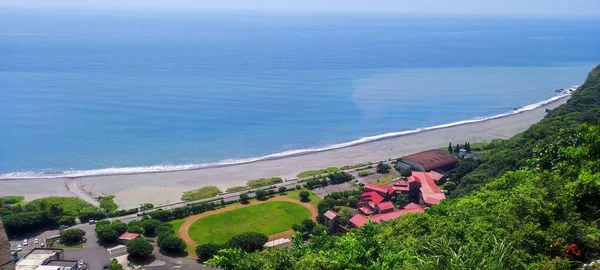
323,210 -> 340,220
15,249 -> 78,270
409,172 -> 446,206
399,149 -> 458,172
119,232 -> 140,242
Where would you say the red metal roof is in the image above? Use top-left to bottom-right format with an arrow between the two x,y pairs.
119,232 -> 140,241
349,214 -> 368,227
324,210 -> 339,220
403,202 -> 424,210
360,191 -> 385,205
359,207 -> 374,215
401,149 -> 458,171
377,201 -> 395,212
412,172 -> 446,205
428,171 -> 445,182
364,184 -> 395,195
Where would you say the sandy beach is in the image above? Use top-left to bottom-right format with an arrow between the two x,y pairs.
0,97 -> 568,209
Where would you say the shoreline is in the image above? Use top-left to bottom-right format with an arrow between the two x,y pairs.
0,94 -> 571,208
0,92 -> 573,181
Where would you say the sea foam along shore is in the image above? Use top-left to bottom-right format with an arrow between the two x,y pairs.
0,87 -> 577,180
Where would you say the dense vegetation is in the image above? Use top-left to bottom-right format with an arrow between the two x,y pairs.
452,66 -> 600,198
205,65 -> 600,269
181,186 -> 222,201
0,196 -> 95,235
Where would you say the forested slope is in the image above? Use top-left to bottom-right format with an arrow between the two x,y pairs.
206,65 -> 600,270
452,65 -> 600,198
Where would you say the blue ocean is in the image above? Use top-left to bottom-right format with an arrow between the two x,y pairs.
1,11 -> 599,177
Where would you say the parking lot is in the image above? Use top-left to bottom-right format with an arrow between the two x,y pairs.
9,223 -> 110,269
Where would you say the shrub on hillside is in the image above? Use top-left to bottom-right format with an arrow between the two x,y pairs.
227,232 -> 268,253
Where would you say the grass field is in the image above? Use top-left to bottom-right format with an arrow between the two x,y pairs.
169,219 -> 185,236
187,201 -> 310,244
284,189 -> 322,207
372,175 -> 396,186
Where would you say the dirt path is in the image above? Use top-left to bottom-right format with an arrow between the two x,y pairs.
178,196 -> 318,252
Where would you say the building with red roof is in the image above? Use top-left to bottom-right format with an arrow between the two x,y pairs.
375,201 -> 395,213
349,204 -> 425,228
398,149 -> 457,172
323,210 -> 341,233
119,232 -> 140,243
409,172 -> 446,206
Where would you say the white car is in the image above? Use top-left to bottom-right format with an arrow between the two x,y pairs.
23,239 -> 28,246
34,239 -> 39,244
17,245 -> 22,251
40,242 -> 45,247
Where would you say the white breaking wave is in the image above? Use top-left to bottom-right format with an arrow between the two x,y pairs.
0,87 -> 578,180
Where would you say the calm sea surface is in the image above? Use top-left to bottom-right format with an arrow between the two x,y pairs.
1,11 -> 599,176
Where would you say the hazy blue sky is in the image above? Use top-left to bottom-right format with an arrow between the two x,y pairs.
2,0 -> 600,18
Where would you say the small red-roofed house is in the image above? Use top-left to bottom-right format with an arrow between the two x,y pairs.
119,232 -> 140,243
323,210 -> 340,233
349,214 -> 368,228
375,201 -> 394,213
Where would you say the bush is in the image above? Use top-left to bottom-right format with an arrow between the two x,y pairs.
226,186 -> 247,193
376,162 -> 391,174
327,171 -> 354,184
246,177 -> 283,188
60,228 -> 85,244
358,171 -> 373,177
255,190 -> 269,201
400,168 -> 412,177
181,186 -> 222,201
141,219 -> 163,236
347,196 -> 359,208
127,220 -> 144,234
108,259 -> 124,270
125,238 -> 154,259
154,223 -> 174,236
278,187 -> 287,194
297,167 -> 339,178
296,185 -> 301,190
227,232 -> 268,253
157,234 -> 186,253
299,191 -> 310,202
142,203 -> 154,209
196,243 -> 225,262
99,195 -> 118,213
112,221 -> 128,235
58,216 -> 76,226
239,194 -> 250,204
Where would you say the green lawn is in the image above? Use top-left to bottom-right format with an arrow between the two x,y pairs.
169,219 -> 185,236
372,175 -> 396,186
284,189 -> 322,207
187,201 -> 310,244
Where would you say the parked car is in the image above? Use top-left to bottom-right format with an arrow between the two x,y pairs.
40,242 -> 45,247
88,220 -> 97,224
34,238 -> 39,244
17,245 -> 22,251
23,239 -> 28,246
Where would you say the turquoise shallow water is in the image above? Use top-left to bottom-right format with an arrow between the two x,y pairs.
0,11 -> 598,176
